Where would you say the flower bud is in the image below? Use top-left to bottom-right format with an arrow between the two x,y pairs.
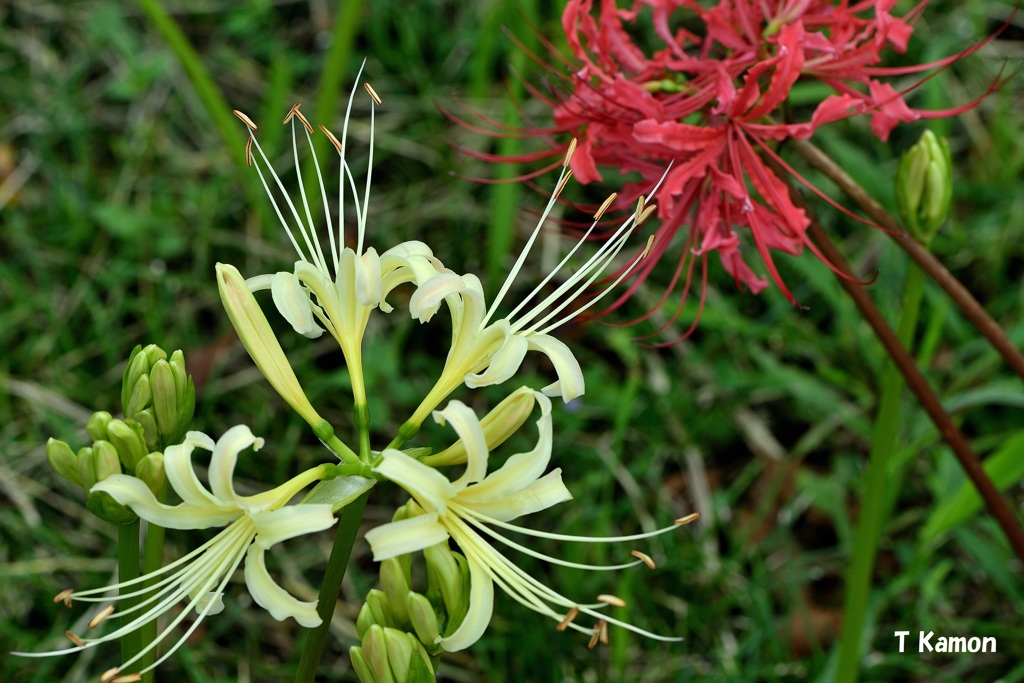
122,344 -> 195,449
357,589 -> 397,640
382,628 -> 433,683
405,592 -> 440,649
136,451 -> 165,495
85,411 -> 113,443
217,263 -> 328,432
380,557 -> 412,625
134,408 -> 159,451
423,387 -> 536,467
895,130 -> 952,244
77,442 -> 121,490
361,625 -> 397,683
350,646 -> 378,683
106,418 -> 148,471
46,438 -> 82,487
423,544 -> 470,631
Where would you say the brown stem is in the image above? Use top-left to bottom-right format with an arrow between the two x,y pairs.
789,137 -> 1024,381
783,182 -> 1024,563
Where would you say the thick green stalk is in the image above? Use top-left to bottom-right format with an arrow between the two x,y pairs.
138,489 -> 168,683
118,520 -> 142,669
293,489 -> 371,683
834,262 -> 926,683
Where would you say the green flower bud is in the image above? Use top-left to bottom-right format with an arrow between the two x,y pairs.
85,411 -> 113,442
385,627 -> 437,683
46,438 -> 82,487
358,589 -> 397,640
405,592 -> 440,649
125,374 -> 153,419
77,442 -> 121,490
86,490 -> 138,525
350,646 -> 378,683
362,625 -> 397,683
134,408 -> 159,451
122,344 -> 195,448
380,557 -> 412,625
106,418 -> 148,471
136,451 -> 165,495
423,544 -> 470,632
895,130 -> 952,244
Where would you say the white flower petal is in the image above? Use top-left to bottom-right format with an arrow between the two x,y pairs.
409,271 -> 464,323
163,439 -> 221,507
185,431 -> 216,452
456,393 -> 553,504
375,450 -> 456,515
433,401 -> 489,488
355,248 -> 382,307
245,273 -> 275,292
364,512 -> 449,561
462,469 -> 572,522
527,333 -> 585,401
439,554 -> 494,652
272,271 -> 323,339
244,545 -> 321,628
93,475 -> 238,529
250,504 -> 336,549
465,333 -> 528,389
209,425 -> 263,505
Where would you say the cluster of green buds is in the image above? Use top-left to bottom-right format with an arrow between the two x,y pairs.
895,129 -> 954,244
122,344 -> 196,450
351,505 -> 472,683
45,344 -> 195,524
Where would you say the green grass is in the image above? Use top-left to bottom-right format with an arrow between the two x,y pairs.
2,1 -> 1023,681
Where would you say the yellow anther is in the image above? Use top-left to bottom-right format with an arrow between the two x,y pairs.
556,606 -> 579,632
563,138 -> 578,168
65,630 -> 85,647
553,169 -> 574,202
89,604 -> 116,628
319,125 -> 343,154
100,666 -> 121,682
631,549 -> 656,569
641,235 -> 655,258
637,204 -> 658,226
232,110 -> 257,131
53,589 -> 74,607
364,82 -> 382,106
594,192 -> 617,221
597,594 -> 627,608
675,512 -> 700,526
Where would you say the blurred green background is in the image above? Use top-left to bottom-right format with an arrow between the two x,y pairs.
2,1 -> 1022,681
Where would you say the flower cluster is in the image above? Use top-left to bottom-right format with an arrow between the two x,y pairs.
25,62 -> 694,682
454,0 -> 1000,340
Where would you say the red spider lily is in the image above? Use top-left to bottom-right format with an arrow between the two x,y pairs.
449,0 -> 1006,342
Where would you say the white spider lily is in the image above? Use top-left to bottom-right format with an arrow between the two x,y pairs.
233,60 -> 445,406
366,390 -> 686,651
403,154 -> 671,430
16,426 -> 336,680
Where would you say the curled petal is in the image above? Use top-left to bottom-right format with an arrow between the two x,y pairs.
409,271 -> 464,323
462,469 -> 573,522
244,545 -> 321,628
439,554 -> 494,651
365,511 -> 450,561
272,271 -> 323,339
375,450 -> 457,515
526,334 -> 585,402
250,504 -> 337,549
93,475 -> 238,529
456,392 -> 553,505
209,425 -> 264,505
465,333 -> 528,390
433,401 -> 489,488
163,439 -> 221,508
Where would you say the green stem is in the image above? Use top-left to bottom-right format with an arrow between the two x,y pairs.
118,520 -> 142,669
293,489 -> 370,683
138,489 -> 168,683
834,262 -> 926,683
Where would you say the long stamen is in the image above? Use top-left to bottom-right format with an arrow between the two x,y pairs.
338,58 -> 369,257
287,109 -> 331,276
